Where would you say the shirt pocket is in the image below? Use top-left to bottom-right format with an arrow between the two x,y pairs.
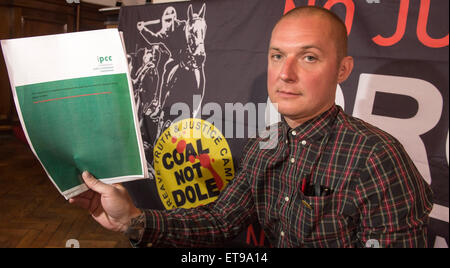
292,192 -> 344,245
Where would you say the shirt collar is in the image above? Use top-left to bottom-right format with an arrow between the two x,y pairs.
280,105 -> 340,142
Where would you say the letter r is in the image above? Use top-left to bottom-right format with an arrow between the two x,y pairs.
353,73 -> 443,184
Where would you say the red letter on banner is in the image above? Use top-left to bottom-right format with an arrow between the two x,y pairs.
283,0 -> 317,14
246,224 -> 265,246
284,0 -> 354,35
284,0 -> 296,14
323,0 -> 355,35
417,0 -> 449,48
372,0 -> 409,46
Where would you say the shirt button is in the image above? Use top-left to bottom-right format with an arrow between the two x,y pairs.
280,231 -> 285,237
301,140 -> 307,146
291,130 -> 297,136
284,196 -> 289,202
290,158 -> 295,163
285,139 -> 288,144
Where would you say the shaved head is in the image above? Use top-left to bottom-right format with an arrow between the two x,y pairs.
277,6 -> 348,62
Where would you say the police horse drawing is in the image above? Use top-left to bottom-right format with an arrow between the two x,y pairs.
127,4 -> 207,177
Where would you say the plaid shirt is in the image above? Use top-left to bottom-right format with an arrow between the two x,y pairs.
132,105 -> 433,248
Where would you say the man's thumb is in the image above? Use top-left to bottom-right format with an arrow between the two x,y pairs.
82,171 -> 111,195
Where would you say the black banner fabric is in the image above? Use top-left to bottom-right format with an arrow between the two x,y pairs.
118,0 -> 448,247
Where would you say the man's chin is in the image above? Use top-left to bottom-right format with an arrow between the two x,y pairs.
277,107 -> 304,118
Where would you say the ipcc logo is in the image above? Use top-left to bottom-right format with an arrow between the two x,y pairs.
66,0 -> 80,3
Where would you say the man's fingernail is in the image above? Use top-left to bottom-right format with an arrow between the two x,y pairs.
82,171 -> 91,178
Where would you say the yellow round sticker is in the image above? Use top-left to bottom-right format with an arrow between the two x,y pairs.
154,118 -> 235,210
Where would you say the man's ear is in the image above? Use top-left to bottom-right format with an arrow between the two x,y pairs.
337,56 -> 354,84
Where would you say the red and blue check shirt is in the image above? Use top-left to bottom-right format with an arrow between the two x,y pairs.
133,105 -> 433,247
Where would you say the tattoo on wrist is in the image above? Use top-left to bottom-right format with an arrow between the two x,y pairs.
124,211 -> 145,241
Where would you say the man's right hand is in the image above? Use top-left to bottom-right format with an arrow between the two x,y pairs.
69,171 -> 142,233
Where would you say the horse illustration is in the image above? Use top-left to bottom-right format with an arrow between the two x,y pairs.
130,4 -> 208,177
137,4 -> 207,120
181,3 -> 207,117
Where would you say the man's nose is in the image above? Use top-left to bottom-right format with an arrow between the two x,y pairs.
279,58 -> 298,82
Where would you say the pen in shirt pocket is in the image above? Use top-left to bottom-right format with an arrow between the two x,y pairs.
315,182 -> 332,197
301,177 -> 332,196
301,177 -> 307,193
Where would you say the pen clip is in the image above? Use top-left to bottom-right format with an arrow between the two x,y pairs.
314,181 -> 321,197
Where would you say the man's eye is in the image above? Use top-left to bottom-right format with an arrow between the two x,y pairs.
271,54 -> 282,61
305,55 -> 317,62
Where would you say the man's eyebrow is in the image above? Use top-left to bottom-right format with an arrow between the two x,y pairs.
269,47 -> 282,52
300,45 -> 322,52
269,45 -> 323,53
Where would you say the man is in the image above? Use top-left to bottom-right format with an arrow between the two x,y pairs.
70,6 -> 433,247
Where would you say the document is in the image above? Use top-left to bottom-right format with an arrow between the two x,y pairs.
1,29 -> 148,199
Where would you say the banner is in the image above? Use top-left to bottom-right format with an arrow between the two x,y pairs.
119,0 -> 448,247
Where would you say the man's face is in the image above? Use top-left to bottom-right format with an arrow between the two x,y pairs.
267,15 -> 345,126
